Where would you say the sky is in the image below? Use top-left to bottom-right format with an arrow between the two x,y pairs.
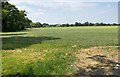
9,0 -> 119,24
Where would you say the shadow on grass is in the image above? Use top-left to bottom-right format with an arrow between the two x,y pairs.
73,55 -> 120,76
2,36 -> 61,50
87,55 -> 120,66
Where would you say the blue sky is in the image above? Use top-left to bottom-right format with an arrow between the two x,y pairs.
9,0 -> 119,24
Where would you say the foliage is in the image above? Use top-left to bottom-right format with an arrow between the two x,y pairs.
30,22 -> 43,28
31,22 -> 119,28
2,1 -> 32,32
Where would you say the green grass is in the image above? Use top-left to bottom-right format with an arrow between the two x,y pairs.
1,26 -> 118,75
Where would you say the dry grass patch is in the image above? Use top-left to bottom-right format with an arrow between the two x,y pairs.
2,48 -> 45,63
72,46 -> 120,75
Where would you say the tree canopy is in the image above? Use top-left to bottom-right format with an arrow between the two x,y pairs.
2,1 -> 32,32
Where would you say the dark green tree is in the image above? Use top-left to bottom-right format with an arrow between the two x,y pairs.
83,22 -> 89,26
43,23 -> 49,27
33,22 -> 43,28
2,1 -> 32,32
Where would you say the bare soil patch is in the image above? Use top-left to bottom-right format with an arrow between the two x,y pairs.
72,46 -> 120,76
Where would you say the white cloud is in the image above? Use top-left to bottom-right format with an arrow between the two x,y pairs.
106,5 -> 111,8
9,0 -> 119,8
8,0 -> 117,23
8,0 -> 97,21
9,0 -> 97,11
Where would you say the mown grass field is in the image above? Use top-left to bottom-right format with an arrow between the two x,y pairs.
1,26 -> 119,76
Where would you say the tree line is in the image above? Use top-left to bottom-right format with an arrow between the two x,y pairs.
30,22 -> 119,28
